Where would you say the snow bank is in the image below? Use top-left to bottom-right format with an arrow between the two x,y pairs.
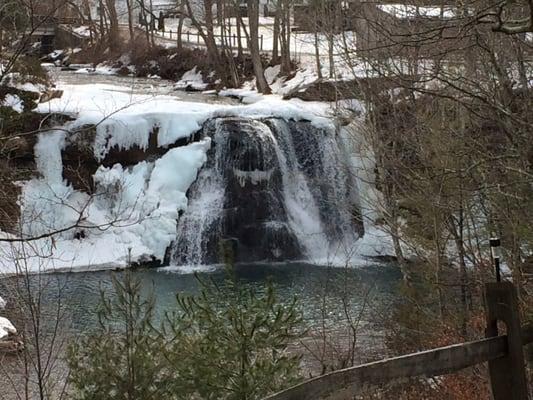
74,65 -> 119,76
37,84 -> 217,159
175,67 -> 208,91
72,26 -> 91,37
36,83 -> 336,158
0,317 -> 16,341
7,131 -> 211,273
377,4 -> 459,19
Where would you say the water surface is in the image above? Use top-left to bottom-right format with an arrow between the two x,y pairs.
2,263 -> 400,337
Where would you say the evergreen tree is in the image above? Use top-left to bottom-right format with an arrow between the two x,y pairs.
68,264 -> 303,400
67,272 -> 172,400
163,270 -> 303,400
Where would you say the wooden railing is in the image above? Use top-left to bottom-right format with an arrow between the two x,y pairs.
264,282 -> 531,400
155,28 -> 264,51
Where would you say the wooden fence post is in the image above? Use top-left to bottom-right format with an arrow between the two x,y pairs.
485,282 -> 529,399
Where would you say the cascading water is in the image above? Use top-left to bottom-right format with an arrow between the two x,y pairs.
169,116 -> 363,266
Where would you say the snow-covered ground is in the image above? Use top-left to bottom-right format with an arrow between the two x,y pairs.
1,94 -> 24,113
0,295 -> 15,343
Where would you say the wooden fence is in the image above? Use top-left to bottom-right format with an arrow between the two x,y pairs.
156,28 -> 264,51
264,282 -> 532,400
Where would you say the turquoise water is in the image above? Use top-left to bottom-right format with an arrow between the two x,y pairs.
1,263 -> 400,336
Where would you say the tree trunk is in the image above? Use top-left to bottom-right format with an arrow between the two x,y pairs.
104,0 -> 120,49
247,0 -> 271,94
314,28 -> 322,79
126,0 -> 135,42
236,11 -> 243,59
280,0 -> 291,75
184,0 -> 226,83
177,0 -> 185,50
272,6 -> 280,62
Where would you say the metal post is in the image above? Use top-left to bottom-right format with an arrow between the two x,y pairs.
495,257 -> 501,282
485,282 -> 529,399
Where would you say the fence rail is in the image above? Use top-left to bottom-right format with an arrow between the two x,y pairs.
155,28 -> 264,51
264,282 -> 532,400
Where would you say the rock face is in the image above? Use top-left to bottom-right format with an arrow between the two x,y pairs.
61,125 -> 202,192
169,117 -> 363,265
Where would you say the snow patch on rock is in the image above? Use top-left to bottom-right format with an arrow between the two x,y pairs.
0,317 -> 16,341
2,94 -> 24,113
175,67 -> 208,91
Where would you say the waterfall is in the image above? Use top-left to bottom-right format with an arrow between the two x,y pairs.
266,119 -> 329,262
169,117 -> 363,267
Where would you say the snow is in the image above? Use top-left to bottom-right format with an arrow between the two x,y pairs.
137,138 -> 212,258
264,65 -> 281,85
72,26 -> 91,37
6,132 -> 211,273
20,130 -> 78,239
36,84 -> 217,159
377,4 -> 458,19
175,67 -> 208,91
18,82 -> 45,93
1,72 -> 46,93
73,65 -> 119,75
2,94 -> 23,113
36,82 -> 336,159
0,316 -> 16,340
48,50 -> 64,60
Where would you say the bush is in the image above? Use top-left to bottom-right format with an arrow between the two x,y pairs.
8,56 -> 49,86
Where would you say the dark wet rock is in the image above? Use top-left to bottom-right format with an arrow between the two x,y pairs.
61,125 -> 203,192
